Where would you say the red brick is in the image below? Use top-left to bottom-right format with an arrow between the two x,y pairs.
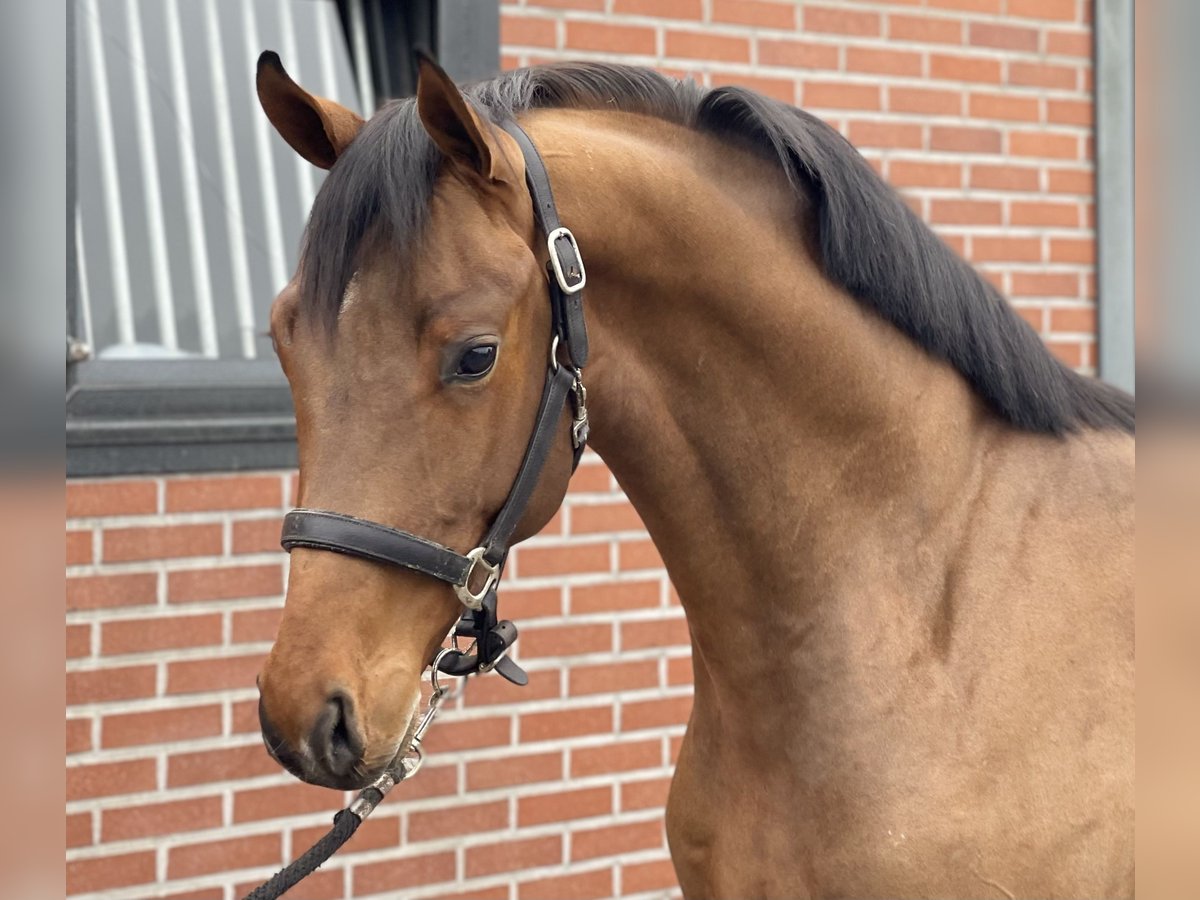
66,529 -> 92,565
468,750 -> 564,790
355,851 -> 456,894
67,851 -> 156,894
804,81 -> 881,111
570,659 -> 659,696
1047,167 -> 1094,195
232,517 -> 285,554
1050,306 -> 1097,334
1047,29 -> 1091,57
501,15 -> 557,49
930,199 -> 1003,225
665,30 -> 749,63
1011,201 -> 1080,227
971,236 -> 1043,262
67,717 -> 91,754
67,622 -> 91,659
623,695 -> 693,731
1047,98 -> 1092,126
235,870 -> 340,900
622,615 -> 690,649
889,14 -> 962,44
521,706 -> 613,742
67,758 -> 156,800
67,572 -> 157,610
467,835 -> 562,878
67,664 -> 156,705
970,92 -> 1040,122
572,738 -> 662,777
614,0 -> 702,18
803,5 -> 880,36
500,586 -> 561,620
1009,0 -> 1077,20
571,819 -> 664,861
757,38 -> 839,70
169,833 -> 281,879
568,463 -> 610,493
519,785 -> 612,826
67,811 -> 92,848
167,653 -> 264,695
521,622 -> 613,660
102,796 -> 224,841
67,479 -> 157,517
930,125 -> 1002,154
1010,130 -> 1080,159
102,612 -> 223,655
1011,272 -> 1080,297
970,21 -> 1039,51
102,522 -> 223,562
232,782 -> 343,823
847,121 -> 923,149
889,160 -> 963,188
623,858 -> 679,894
169,563 -> 282,603
711,0 -> 794,29
103,704 -> 222,748
570,501 -> 645,534
515,542 -> 609,578
1009,61 -> 1079,90
623,775 -> 673,811
889,86 -> 961,116
710,73 -> 797,104
529,0 -> 603,8
847,47 -> 922,77
667,655 -> 694,685
410,799 -> 508,841
169,743 -> 281,787
1050,237 -> 1094,264
564,22 -> 656,56
519,868 -> 614,900
232,605 -> 283,643
928,0 -> 1001,10
571,581 -> 657,615
1016,306 -> 1046,331
421,715 -> 511,755
1048,340 -> 1084,367
971,163 -> 1041,191
931,53 -> 1002,84
464,669 -> 560,707
166,475 -> 282,512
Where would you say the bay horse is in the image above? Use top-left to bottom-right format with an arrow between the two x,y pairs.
253,55 -> 1134,898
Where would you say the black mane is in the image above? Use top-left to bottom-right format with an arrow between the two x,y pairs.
301,62 -> 1133,435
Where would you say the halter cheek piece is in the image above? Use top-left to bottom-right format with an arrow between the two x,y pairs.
280,121 -> 588,688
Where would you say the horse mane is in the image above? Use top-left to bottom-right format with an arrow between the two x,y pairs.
301,61 -> 1134,435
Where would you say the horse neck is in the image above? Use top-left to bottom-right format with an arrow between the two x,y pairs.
527,111 -> 1000,684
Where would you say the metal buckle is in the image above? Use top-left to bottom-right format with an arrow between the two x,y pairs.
571,377 -> 590,448
453,547 -> 499,611
547,227 -> 586,294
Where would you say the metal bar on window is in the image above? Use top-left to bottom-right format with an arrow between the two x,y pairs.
75,210 -> 95,351
203,0 -> 258,359
349,0 -> 375,113
241,0 -> 289,294
82,0 -> 135,346
279,0 -> 318,214
125,0 -> 178,350
163,0 -> 219,357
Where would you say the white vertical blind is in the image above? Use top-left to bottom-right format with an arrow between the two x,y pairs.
73,0 -> 362,360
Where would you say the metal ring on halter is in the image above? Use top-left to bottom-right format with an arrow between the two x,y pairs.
549,333 -> 560,373
453,547 -> 500,610
430,647 -> 454,694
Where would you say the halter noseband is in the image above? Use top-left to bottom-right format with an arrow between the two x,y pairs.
280,121 -> 589,687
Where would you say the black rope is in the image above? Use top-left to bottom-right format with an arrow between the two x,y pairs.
242,805 -> 363,900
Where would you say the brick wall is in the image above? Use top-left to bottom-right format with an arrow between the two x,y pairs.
66,2 -> 1098,897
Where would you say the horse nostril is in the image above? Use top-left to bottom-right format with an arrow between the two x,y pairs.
312,693 -> 364,778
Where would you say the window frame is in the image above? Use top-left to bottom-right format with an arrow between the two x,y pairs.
65,0 -> 499,477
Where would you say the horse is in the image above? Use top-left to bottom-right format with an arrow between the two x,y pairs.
252,54 -> 1134,899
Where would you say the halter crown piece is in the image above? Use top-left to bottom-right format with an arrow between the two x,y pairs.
279,120 -> 590,688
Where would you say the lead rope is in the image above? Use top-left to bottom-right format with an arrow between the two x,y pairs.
242,654 -> 464,900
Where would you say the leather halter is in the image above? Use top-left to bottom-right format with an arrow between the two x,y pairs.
280,121 -> 589,687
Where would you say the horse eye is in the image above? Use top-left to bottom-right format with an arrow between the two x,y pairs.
454,343 -> 497,379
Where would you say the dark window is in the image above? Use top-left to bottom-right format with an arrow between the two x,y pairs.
67,0 -> 499,476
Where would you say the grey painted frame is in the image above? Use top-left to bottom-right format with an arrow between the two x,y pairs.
66,0 -> 500,477
1095,0 -> 1135,393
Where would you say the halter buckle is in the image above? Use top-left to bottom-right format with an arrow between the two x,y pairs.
547,227 -> 586,294
571,376 -> 590,448
453,547 -> 499,611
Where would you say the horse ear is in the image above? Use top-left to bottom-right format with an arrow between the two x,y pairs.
256,51 -> 364,170
415,52 -> 514,184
